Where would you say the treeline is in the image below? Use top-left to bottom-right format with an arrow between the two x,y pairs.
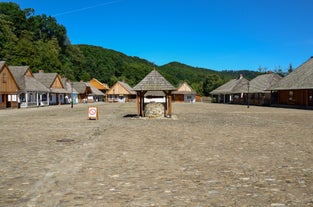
0,2 -> 260,96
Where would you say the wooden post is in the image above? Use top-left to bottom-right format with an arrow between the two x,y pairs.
136,92 -> 140,116
168,92 -> 172,118
164,91 -> 168,117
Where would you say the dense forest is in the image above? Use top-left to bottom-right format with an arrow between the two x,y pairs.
0,2 -> 262,96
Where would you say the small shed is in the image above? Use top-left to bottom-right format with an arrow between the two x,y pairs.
133,69 -> 176,117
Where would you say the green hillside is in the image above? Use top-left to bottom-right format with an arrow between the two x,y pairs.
0,2 -> 261,96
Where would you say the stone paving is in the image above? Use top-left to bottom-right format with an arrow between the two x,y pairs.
0,103 -> 313,206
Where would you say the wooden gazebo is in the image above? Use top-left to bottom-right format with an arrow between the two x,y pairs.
133,69 -> 176,117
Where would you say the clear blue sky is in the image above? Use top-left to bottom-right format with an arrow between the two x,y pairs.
5,0 -> 313,71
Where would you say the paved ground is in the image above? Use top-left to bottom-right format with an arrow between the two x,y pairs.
0,102 -> 313,207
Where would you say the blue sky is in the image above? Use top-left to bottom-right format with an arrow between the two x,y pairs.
5,0 -> 313,71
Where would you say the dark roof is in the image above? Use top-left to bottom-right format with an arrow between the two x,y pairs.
271,57 -> 313,90
210,77 -> 249,95
9,66 -> 49,92
133,69 -> 176,91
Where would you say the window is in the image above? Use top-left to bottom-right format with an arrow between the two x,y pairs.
2,72 -> 7,83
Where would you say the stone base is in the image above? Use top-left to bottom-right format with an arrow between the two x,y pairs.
145,103 -> 164,118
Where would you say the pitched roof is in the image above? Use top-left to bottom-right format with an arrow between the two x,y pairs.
248,73 -> 282,93
9,66 -> 49,92
72,82 -> 89,94
133,69 -> 176,91
172,82 -> 197,95
118,81 -> 136,94
0,61 -> 5,69
89,78 -> 110,90
210,77 -> 249,95
86,82 -> 105,96
271,57 -> 313,90
33,72 -> 60,88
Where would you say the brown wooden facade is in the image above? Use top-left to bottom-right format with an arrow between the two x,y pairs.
107,81 -> 136,103
0,62 -> 19,109
275,89 -> 313,108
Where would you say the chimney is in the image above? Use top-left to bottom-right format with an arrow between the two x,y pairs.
39,69 -> 44,73
239,74 -> 243,79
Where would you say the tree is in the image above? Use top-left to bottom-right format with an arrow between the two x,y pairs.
202,74 -> 223,96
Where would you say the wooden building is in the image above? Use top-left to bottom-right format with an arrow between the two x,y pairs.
89,78 -> 110,99
107,81 -> 136,103
270,57 -> 313,108
210,75 -> 249,104
238,73 -> 282,106
133,69 -> 176,117
173,82 -> 197,103
72,81 -> 105,103
9,66 -> 50,107
0,61 -> 19,109
33,71 -> 67,105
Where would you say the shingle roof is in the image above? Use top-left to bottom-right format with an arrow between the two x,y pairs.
72,82 -> 89,94
9,66 -> 49,92
247,73 -> 282,93
33,72 -> 59,88
210,77 -> 249,95
270,57 -> 313,90
133,69 -> 176,91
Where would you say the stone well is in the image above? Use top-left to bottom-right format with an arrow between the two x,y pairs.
144,103 -> 164,118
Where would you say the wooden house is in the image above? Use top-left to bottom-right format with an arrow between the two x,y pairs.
33,71 -> 67,105
133,69 -> 176,117
86,82 -> 105,102
89,78 -> 109,101
210,75 -> 249,104
9,66 -> 50,107
107,81 -> 136,103
0,61 -> 19,109
172,82 -> 197,103
72,81 -> 105,103
270,57 -> 313,108
245,73 -> 282,106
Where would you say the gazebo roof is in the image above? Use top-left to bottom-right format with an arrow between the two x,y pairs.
133,69 -> 176,91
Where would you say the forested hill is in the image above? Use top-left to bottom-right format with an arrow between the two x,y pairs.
0,2 -> 261,95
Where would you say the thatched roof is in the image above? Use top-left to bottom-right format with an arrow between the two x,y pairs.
9,66 -> 49,92
271,57 -> 313,90
210,77 -> 249,95
133,69 -> 176,91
